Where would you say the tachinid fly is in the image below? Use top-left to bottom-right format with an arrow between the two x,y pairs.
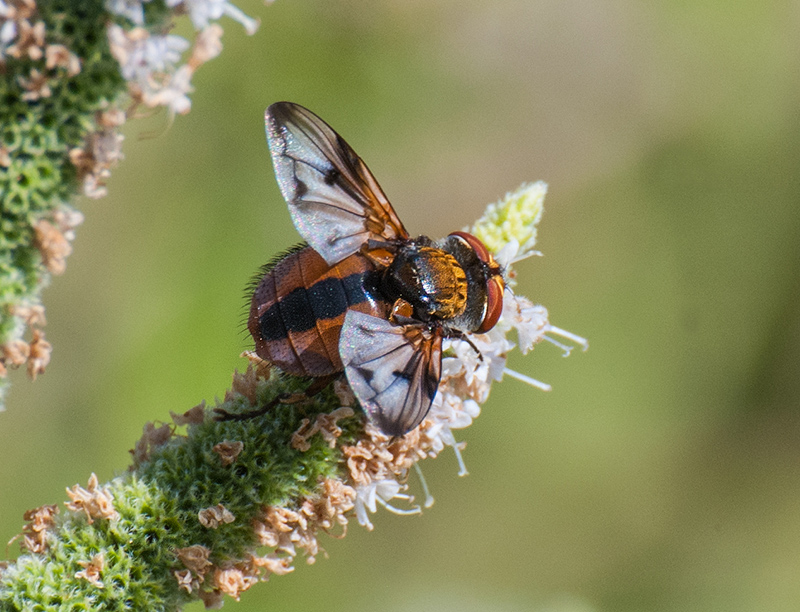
247,102 -> 505,436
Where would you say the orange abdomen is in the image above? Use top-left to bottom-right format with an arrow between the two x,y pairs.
249,247 -> 390,377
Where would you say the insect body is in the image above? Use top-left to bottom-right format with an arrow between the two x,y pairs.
249,102 -> 505,436
250,248 -> 388,377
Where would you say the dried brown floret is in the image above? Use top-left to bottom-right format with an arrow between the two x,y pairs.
253,506 -> 311,559
212,566 -> 258,601
18,68 -> 50,100
68,126 -> 125,199
6,19 -> 45,60
227,365 -> 259,405
239,351 -> 271,380
212,441 -> 243,466
97,108 -> 126,128
187,24 -> 223,68
33,219 -> 71,274
65,473 -> 120,523
44,44 -> 80,76
249,553 -> 293,576
176,544 -> 212,580
171,402 -> 206,426
16,503 -> 58,554
75,553 -> 104,588
314,478 -> 356,533
130,421 -> 174,465
5,0 -> 36,21
198,504 -> 235,529
251,488 -> 354,565
174,568 -> 198,594
291,407 -> 354,451
332,378 -> 356,407
198,588 -> 224,610
2,339 -> 30,368
341,431 -> 401,487
9,303 -> 46,327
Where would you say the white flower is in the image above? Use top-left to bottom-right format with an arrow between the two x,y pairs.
92,130 -> 125,168
120,31 -> 190,82
107,25 -> 196,115
145,64 -> 194,115
354,479 -> 418,531
105,0 -> 152,26
166,0 -> 259,35
1,15 -> 16,55
500,293 -> 549,354
189,24 -> 223,66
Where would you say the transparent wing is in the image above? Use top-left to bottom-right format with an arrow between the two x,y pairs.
339,310 -> 442,437
266,102 -> 409,265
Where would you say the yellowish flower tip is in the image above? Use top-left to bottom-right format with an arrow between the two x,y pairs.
470,181 -> 547,262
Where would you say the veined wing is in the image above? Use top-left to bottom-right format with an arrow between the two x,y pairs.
266,102 -> 409,265
339,310 -> 442,437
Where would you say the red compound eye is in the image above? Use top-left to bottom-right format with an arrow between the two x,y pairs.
449,231 -> 505,333
477,275 -> 504,333
449,231 -> 492,264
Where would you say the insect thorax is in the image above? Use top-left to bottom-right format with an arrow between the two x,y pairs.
381,235 -> 488,331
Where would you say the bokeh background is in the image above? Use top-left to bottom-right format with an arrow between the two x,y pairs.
2,1 -> 800,610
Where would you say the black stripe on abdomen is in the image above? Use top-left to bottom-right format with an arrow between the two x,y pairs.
259,273 -> 373,341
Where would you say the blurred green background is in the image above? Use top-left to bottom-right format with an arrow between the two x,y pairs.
3,0 -> 800,610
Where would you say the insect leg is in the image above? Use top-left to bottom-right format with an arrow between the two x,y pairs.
213,374 -> 337,422
213,395 -> 284,422
448,330 -> 484,362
